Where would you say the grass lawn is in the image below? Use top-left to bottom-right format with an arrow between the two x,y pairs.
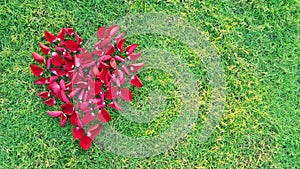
0,0 -> 299,168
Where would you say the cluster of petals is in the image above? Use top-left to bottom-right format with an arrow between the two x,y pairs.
30,25 -> 143,150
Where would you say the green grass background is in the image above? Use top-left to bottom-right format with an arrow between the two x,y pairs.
0,0 -> 299,168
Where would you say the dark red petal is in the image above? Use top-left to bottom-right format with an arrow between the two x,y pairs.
117,39 -> 125,53
72,127 -> 85,140
130,75 -> 143,87
81,113 -> 95,126
80,135 -> 93,150
120,88 -> 132,102
60,113 -> 67,127
88,124 -> 102,139
130,63 -> 144,72
34,77 -> 47,85
30,64 -> 44,76
61,103 -> 74,115
57,28 -> 65,41
65,40 -> 80,53
48,82 -> 61,97
114,55 -> 126,62
105,45 -> 115,55
44,98 -> 55,106
97,109 -> 111,122
32,52 -> 45,64
110,58 -> 117,69
128,52 -> 141,61
109,101 -> 122,111
126,44 -> 138,55
44,30 -> 57,43
63,51 -> 73,60
47,76 -> 58,84
39,43 -> 50,55
70,113 -> 78,126
51,52 -> 64,67
37,91 -> 50,99
96,26 -> 106,40
99,69 -> 109,84
47,111 -> 62,117
107,25 -> 119,37
121,65 -> 131,76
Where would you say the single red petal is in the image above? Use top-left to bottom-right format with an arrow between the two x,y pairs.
128,52 -> 141,61
81,113 -> 95,126
126,44 -> 138,55
65,40 -> 80,53
44,98 -> 55,106
117,39 -> 125,53
72,127 -> 85,140
100,55 -> 112,62
48,82 -> 61,97
87,124 -> 102,139
97,108 -> 111,122
60,79 -> 66,90
59,90 -> 69,103
57,28 -> 65,41
130,63 -> 144,72
99,69 -> 109,84
46,58 -> 52,69
37,91 -> 50,99
70,113 -> 78,126
47,111 -> 62,118
51,67 -> 66,76
130,75 -> 143,87
109,101 -> 122,111
110,58 -> 117,69
34,77 -> 47,85
44,30 -> 57,43
80,135 -> 93,150
60,113 -> 67,127
32,52 -> 45,64
96,26 -> 106,40
106,46 -> 115,55
39,43 -> 50,55
107,25 -> 119,37
120,88 -> 132,102
114,55 -> 126,62
30,64 -> 44,76
51,52 -> 64,67
61,103 -> 74,115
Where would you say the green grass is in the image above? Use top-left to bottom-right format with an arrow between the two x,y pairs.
0,0 -> 299,168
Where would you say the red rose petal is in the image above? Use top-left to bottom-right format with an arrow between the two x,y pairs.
107,25 -> 119,37
97,108 -> 111,122
117,39 -> 125,53
51,52 -> 64,67
44,30 -> 57,43
47,111 -> 62,118
105,86 -> 118,100
96,26 -> 106,40
130,63 -> 144,72
126,44 -> 138,55
72,127 -> 85,140
34,77 -> 47,85
61,103 -> 74,115
37,91 -> 50,99
57,28 -> 65,41
44,98 -> 55,106
39,43 -> 50,55
30,64 -> 44,76
65,40 -> 80,53
128,52 -> 141,61
80,135 -> 93,150
130,75 -> 143,88
60,113 -> 67,127
114,55 -> 126,62
120,88 -> 132,102
109,101 -> 122,111
59,90 -> 69,103
110,58 -> 117,69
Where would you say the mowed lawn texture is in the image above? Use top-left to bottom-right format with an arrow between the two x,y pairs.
0,0 -> 299,168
